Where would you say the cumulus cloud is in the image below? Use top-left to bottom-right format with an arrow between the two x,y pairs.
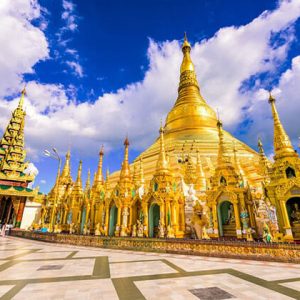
0,0 -> 300,163
0,0 -> 49,97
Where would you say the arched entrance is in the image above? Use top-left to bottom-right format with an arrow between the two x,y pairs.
108,205 -> 118,236
0,197 -> 14,225
286,197 -> 300,239
218,201 -> 236,237
148,203 -> 160,238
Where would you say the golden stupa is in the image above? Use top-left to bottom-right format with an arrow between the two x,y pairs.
108,33 -> 261,187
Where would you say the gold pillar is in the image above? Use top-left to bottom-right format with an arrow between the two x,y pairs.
212,204 -> 219,237
143,204 -> 148,237
233,203 -> 242,238
105,206 -> 109,235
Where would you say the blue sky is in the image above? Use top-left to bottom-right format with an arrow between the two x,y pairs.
0,0 -> 300,193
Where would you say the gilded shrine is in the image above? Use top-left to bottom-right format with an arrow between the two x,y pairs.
40,34 -> 300,242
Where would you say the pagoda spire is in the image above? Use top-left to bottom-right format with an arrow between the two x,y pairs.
105,168 -> 110,191
258,138 -> 270,177
93,146 -> 104,187
75,160 -> 83,189
18,87 -> 26,109
217,119 -> 228,165
156,123 -> 169,173
120,136 -> 131,181
85,169 -> 91,192
0,89 -> 34,185
268,92 -> 296,159
60,150 -> 71,180
164,33 -> 218,136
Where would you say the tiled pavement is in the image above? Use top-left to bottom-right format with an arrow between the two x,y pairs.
0,237 -> 299,299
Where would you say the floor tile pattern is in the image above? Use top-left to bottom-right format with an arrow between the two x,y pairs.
0,237 -> 299,299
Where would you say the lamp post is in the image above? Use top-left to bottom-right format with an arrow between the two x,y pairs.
44,148 -> 61,233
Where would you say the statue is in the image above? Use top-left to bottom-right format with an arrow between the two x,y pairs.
69,223 -> 74,234
226,204 -> 235,225
132,224 -> 137,237
262,222 -> 273,243
246,227 -> 254,242
95,223 -> 101,236
167,225 -> 175,238
158,220 -> 165,238
291,203 -> 300,224
191,201 -> 209,240
137,220 -> 143,237
240,207 -> 249,232
266,199 -> 279,233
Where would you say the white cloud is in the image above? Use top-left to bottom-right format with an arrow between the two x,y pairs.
66,61 -> 84,77
0,0 -> 300,163
61,0 -> 77,32
0,0 -> 49,97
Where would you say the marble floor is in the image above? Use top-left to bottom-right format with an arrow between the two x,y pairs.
0,237 -> 299,299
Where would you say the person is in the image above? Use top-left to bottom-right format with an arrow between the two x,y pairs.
1,223 -> 6,238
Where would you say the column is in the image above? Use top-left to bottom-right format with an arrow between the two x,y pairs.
142,204 -> 148,237
105,206 -> 109,235
280,200 -> 293,239
233,203 -> 242,238
212,204 -> 219,237
15,198 -> 26,228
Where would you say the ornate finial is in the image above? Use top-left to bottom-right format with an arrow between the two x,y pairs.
99,145 -> 104,156
75,160 -> 82,187
268,91 -> 275,103
182,32 -> 191,51
60,149 -> 72,180
18,87 -> 26,109
120,136 -> 131,181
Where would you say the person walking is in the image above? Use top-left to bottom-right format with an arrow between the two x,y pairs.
1,223 -> 6,238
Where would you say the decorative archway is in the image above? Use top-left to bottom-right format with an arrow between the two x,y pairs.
148,203 -> 160,238
286,197 -> 300,239
108,205 -> 118,236
217,200 -> 235,237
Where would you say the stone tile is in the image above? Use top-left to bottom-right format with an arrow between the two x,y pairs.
0,258 -> 95,280
13,279 -> 118,300
0,249 -> 29,259
110,260 -> 177,278
135,274 -> 293,300
0,285 -> 14,297
189,287 -> 235,299
281,281 -> 300,292
37,264 -> 64,270
20,251 -> 73,260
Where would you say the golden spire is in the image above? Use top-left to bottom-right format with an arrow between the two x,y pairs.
60,150 -> 71,179
217,119 -> 227,165
94,146 -> 104,186
156,123 -> 169,173
165,33 -> 218,136
120,136 -> 131,181
85,169 -> 91,191
257,138 -> 270,177
268,92 -> 296,159
18,87 -> 26,109
75,160 -> 83,189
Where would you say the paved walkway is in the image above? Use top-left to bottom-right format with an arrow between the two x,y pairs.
0,237 -> 299,299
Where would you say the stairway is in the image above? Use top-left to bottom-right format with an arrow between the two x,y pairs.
223,223 -> 236,237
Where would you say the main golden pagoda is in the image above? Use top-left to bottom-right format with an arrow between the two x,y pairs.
0,89 -> 41,228
42,34 -> 300,242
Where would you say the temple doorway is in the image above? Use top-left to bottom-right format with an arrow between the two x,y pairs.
218,201 -> 236,237
286,197 -> 300,239
148,203 -> 160,238
0,197 -> 14,225
109,205 -> 118,236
